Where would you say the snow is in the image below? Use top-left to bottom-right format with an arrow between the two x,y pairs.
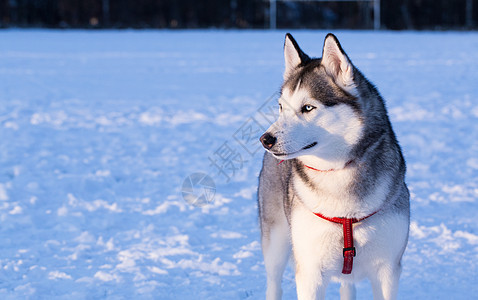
0,29 -> 477,299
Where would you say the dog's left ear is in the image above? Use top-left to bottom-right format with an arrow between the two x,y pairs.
284,33 -> 310,80
321,34 -> 358,96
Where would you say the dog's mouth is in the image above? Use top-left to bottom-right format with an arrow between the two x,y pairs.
272,142 -> 317,157
302,142 -> 318,150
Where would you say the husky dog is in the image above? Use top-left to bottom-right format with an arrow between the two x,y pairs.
258,33 -> 410,300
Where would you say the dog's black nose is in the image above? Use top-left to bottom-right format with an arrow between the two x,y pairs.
260,132 -> 277,150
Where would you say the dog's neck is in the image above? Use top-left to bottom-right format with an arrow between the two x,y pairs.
292,155 -> 388,218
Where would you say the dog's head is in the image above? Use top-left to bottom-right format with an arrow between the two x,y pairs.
260,33 -> 365,168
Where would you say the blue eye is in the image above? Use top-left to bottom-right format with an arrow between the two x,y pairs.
301,105 -> 315,113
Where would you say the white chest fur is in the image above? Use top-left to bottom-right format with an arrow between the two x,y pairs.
289,196 -> 409,283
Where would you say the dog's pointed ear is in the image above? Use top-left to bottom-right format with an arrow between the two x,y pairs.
321,33 -> 358,96
284,33 -> 309,80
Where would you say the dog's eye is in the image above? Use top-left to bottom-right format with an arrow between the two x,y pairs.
301,105 -> 315,113
279,104 -> 282,112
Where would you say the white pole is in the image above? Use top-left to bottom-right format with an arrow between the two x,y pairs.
270,0 -> 277,29
373,0 -> 380,30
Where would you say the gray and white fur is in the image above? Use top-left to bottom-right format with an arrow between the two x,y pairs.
258,33 -> 410,300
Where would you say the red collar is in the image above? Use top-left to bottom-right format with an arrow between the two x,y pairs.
276,160 -> 354,172
304,164 -> 335,172
305,160 -> 354,172
314,211 -> 378,274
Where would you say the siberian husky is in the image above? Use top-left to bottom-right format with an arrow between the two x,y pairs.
258,33 -> 410,300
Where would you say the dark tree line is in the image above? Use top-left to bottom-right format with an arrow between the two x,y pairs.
0,0 -> 477,29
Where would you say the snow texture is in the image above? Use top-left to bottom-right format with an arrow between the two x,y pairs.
0,30 -> 477,299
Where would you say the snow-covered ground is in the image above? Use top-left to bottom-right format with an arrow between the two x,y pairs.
0,30 -> 477,299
